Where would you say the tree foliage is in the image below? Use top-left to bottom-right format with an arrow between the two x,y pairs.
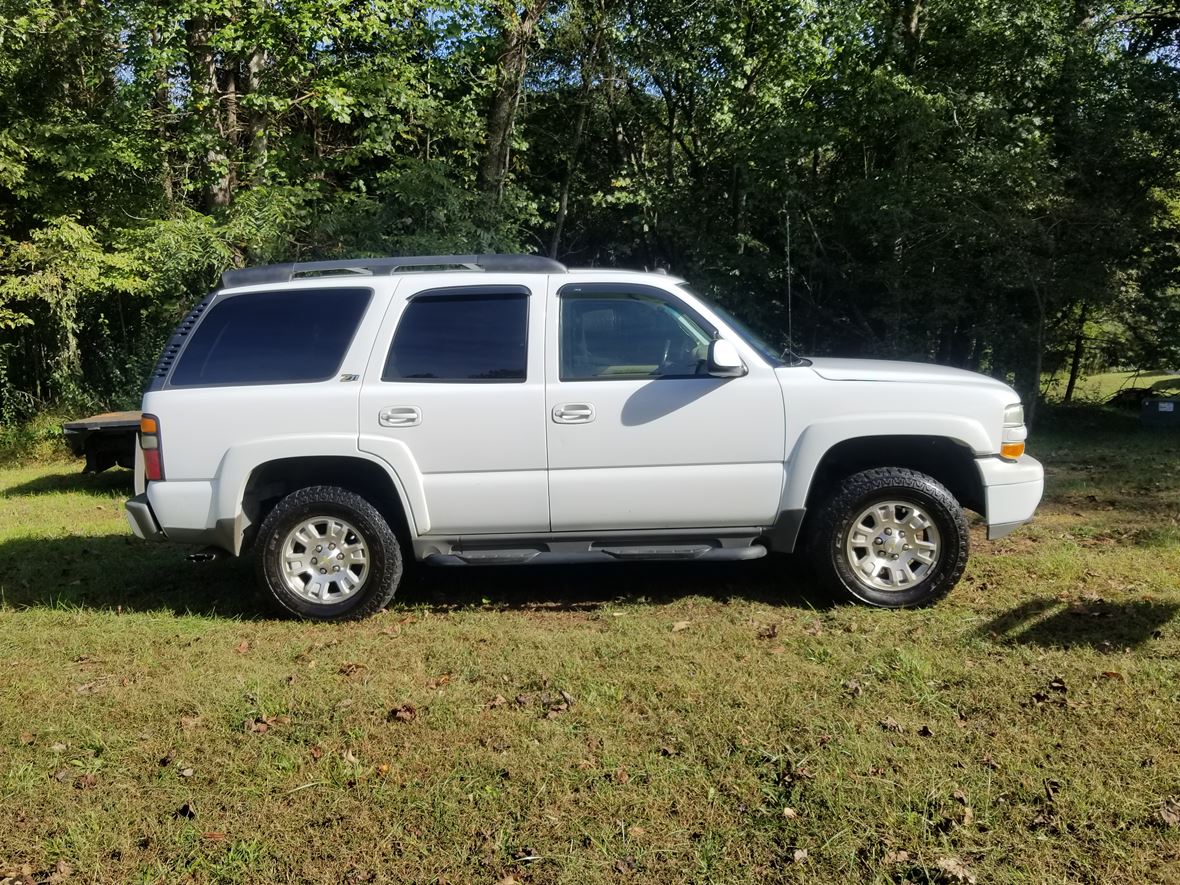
0,0 -> 1177,420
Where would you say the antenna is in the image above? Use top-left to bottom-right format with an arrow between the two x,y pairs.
785,211 -> 796,365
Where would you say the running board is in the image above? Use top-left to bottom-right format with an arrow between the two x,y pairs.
424,544 -> 767,566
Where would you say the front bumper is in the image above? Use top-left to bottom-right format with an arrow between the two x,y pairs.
125,493 -> 164,540
975,454 -> 1044,539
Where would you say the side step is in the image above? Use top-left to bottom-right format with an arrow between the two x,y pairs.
425,544 -> 767,567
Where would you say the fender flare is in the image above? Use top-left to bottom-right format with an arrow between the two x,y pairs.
780,414 -> 992,512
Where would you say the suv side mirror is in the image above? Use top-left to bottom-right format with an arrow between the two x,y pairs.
707,339 -> 747,378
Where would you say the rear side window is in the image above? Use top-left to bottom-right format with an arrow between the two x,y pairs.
170,288 -> 371,387
383,289 -> 528,382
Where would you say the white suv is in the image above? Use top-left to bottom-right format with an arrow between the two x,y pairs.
124,254 -> 1044,619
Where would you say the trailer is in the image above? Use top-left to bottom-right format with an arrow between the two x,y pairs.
62,411 -> 141,473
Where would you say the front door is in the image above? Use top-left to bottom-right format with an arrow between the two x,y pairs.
359,277 -> 549,535
545,281 -> 785,531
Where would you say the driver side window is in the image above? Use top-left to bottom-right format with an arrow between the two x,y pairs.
559,287 -> 713,381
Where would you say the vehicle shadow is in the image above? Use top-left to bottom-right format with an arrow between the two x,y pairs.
1,468 -> 134,498
0,533 -> 833,619
976,597 -> 1178,651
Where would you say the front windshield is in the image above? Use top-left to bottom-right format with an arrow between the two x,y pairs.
678,285 -> 786,367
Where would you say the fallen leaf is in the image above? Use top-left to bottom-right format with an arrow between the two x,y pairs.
952,789 -> 968,804
179,768 -> 194,778
629,825 -> 646,838
338,662 -> 366,678
74,772 -> 97,790
671,620 -> 690,632
879,717 -> 903,733
75,682 -> 97,694
234,640 -> 250,654
804,621 -> 823,636
936,856 -> 977,884
1101,671 -> 1125,681
843,680 -> 863,698
613,858 -> 633,874
179,714 -> 201,730
487,694 -> 507,709
1159,800 -> 1180,828
918,724 -> 934,737
756,623 -> 778,640
495,878 -> 517,885
310,745 -> 324,761
342,748 -> 359,765
980,752 -> 999,770
50,742 -> 67,752
793,848 -> 808,864
513,694 -> 533,708
883,849 -> 909,864
427,674 -> 452,689
18,731 -> 34,746
47,859 -> 73,883
388,703 -> 417,723
202,831 -> 227,841
783,807 -> 798,820
559,690 -> 575,707
1048,676 -> 1068,693
376,763 -> 390,776
51,768 -> 71,782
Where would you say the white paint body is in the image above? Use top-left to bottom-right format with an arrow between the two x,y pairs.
131,269 -> 1044,553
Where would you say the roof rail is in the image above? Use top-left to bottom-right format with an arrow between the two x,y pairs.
220,254 -> 567,289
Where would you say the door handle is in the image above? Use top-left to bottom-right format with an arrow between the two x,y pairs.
552,403 -> 595,424
379,406 -> 421,427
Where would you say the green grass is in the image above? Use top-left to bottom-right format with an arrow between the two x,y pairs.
1042,368 -> 1180,404
2,412 -> 1179,884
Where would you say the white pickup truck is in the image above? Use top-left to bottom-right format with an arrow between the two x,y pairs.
124,254 -> 1043,619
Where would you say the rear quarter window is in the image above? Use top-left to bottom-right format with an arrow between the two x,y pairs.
169,287 -> 371,387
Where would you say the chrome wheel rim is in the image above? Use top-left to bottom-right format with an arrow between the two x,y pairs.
280,516 -> 369,604
844,500 -> 941,592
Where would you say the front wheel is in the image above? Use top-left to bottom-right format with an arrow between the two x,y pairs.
806,467 -> 969,608
255,485 -> 403,620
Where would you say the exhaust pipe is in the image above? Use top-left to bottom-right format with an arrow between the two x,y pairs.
186,547 -> 223,563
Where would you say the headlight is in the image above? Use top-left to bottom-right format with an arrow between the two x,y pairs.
1001,403 -> 1026,459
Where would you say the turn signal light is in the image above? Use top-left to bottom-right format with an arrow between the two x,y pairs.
1000,440 -> 1025,460
140,413 -> 164,481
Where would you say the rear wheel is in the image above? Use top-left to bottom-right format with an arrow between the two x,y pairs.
255,485 -> 402,620
806,467 -> 968,608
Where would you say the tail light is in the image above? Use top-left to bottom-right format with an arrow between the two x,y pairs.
140,414 -> 164,481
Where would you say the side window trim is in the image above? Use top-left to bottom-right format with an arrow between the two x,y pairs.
557,282 -> 718,383
382,284 -> 531,384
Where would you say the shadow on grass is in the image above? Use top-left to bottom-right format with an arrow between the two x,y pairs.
977,597 -> 1178,651
1,468 -> 134,498
0,533 -> 832,619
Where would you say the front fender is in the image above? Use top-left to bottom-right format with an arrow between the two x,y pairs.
780,414 -> 993,512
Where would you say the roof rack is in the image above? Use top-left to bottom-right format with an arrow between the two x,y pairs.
220,254 -> 567,289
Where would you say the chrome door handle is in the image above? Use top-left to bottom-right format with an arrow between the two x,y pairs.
379,406 -> 421,427
552,403 -> 595,424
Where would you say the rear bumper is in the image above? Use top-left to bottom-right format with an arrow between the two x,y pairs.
125,494 -> 164,540
975,454 -> 1044,539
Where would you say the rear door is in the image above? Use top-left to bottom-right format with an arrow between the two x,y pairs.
545,281 -> 786,531
358,275 -> 549,535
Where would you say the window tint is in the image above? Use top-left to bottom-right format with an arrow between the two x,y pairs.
170,288 -> 371,387
383,291 -> 528,382
560,289 -> 712,380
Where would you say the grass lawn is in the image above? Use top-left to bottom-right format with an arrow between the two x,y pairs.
1042,369 -> 1180,404
1,409 -> 1179,884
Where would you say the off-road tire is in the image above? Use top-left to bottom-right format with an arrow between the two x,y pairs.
806,467 -> 969,608
255,485 -> 403,620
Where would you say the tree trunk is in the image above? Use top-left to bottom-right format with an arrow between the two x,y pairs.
1063,301 -> 1088,403
246,48 -> 269,177
548,25 -> 602,258
480,0 -> 550,204
185,17 -> 234,210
